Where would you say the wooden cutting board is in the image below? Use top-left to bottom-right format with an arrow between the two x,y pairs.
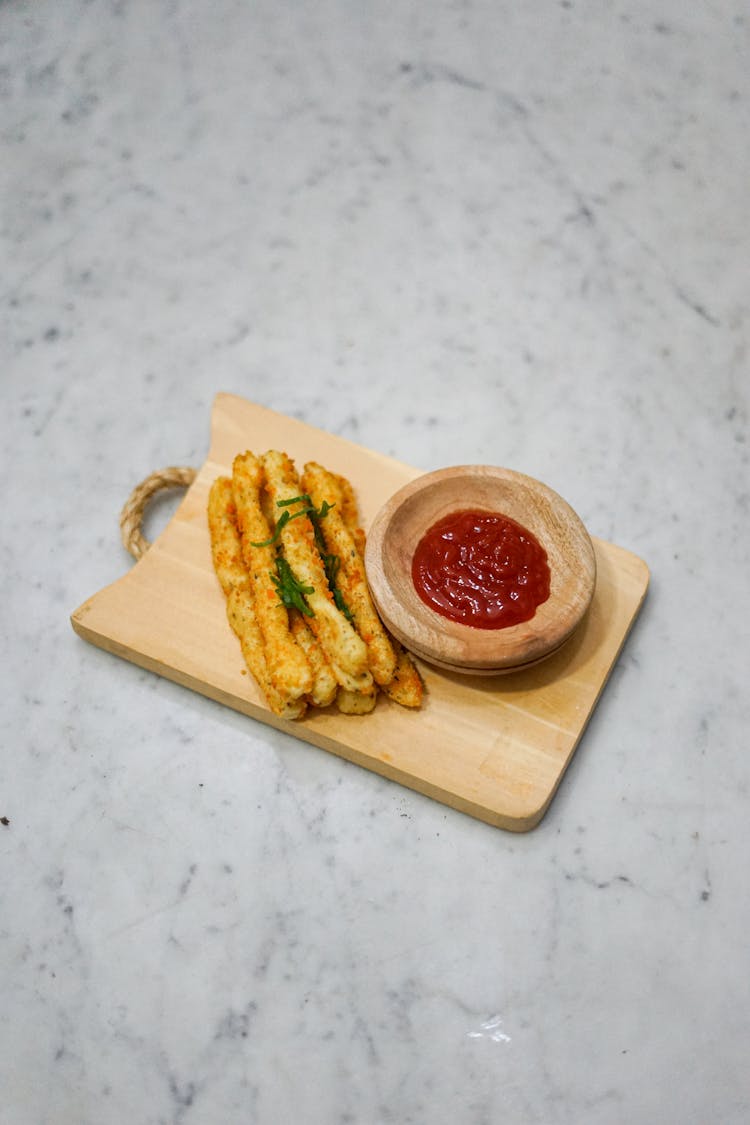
71,393 -> 649,831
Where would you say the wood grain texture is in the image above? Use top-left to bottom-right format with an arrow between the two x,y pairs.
70,393 -> 650,832
364,465 -> 597,672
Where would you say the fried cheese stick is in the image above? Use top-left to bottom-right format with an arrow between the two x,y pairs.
329,472 -> 424,709
207,477 -> 306,720
231,452 -> 313,704
301,461 -> 397,687
261,450 -> 372,694
336,685 -> 378,715
289,610 -> 338,708
380,639 -> 424,709
333,471 -> 367,557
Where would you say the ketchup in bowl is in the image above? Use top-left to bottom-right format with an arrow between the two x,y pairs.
411,509 -> 551,630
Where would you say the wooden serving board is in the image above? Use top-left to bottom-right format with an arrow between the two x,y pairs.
71,393 -> 649,832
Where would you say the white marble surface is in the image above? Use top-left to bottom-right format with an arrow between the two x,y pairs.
1,1 -> 749,1122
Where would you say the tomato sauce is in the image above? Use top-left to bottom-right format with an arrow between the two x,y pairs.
411,509 -> 551,630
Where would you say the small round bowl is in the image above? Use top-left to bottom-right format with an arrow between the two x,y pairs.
365,465 -> 597,675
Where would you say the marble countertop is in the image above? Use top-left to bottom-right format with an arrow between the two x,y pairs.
2,1 -> 748,1122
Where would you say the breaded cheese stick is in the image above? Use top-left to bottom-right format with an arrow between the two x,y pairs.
226,591 -> 307,720
324,465 -> 382,726
380,639 -> 424,709
332,471 -> 360,532
208,476 -> 247,599
329,475 -> 424,708
332,471 -> 367,556
207,477 -> 306,720
261,450 -> 372,694
335,684 -> 378,715
301,462 -> 397,687
289,610 -> 338,708
231,452 -> 313,704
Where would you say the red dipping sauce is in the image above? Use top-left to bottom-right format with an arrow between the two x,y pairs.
411,509 -> 551,630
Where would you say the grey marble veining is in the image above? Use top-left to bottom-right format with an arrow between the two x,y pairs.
1,1 -> 749,1122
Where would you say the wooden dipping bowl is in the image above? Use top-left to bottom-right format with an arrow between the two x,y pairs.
364,465 -> 597,675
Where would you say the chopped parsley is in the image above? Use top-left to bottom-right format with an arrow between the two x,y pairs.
271,557 -> 314,616
253,493 -> 353,622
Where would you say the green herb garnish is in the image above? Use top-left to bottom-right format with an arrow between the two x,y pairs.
313,499 -> 335,520
253,493 -> 353,622
250,495 -> 335,548
321,551 -> 354,622
271,557 -> 314,616
276,493 -> 312,508
306,504 -> 354,622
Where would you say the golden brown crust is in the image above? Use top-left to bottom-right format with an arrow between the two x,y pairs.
261,450 -> 372,694
333,471 -> 361,533
231,452 -> 313,703
380,640 -> 424,709
335,684 -> 378,715
302,461 -> 397,687
289,609 -> 338,708
226,589 -> 307,720
207,451 -> 423,719
208,477 -> 306,719
207,477 -> 246,598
